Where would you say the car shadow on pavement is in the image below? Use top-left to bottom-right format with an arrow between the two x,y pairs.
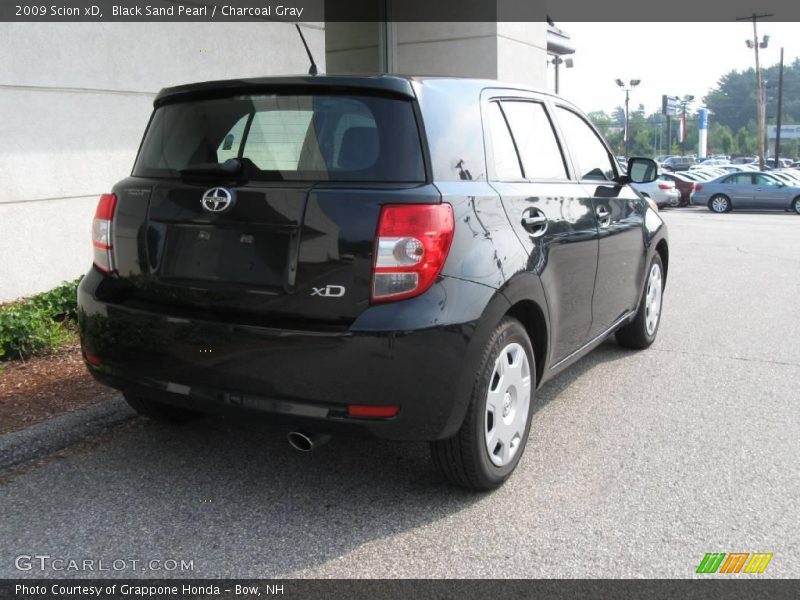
0,341 -> 637,579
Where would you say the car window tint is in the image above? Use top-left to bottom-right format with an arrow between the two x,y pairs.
727,173 -> 751,184
134,94 -> 425,182
500,101 -> 568,180
555,107 -> 616,181
242,108 -> 315,170
487,102 -> 523,180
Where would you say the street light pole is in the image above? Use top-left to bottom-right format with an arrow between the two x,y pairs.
624,87 -> 630,156
738,12 -> 772,171
616,78 -> 641,158
551,56 -> 574,95
679,95 -> 694,156
774,47 -> 784,166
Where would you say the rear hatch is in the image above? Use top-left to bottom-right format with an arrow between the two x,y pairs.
110,83 -> 436,326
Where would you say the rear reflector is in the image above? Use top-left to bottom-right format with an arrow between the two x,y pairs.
84,351 -> 102,366
92,193 -> 117,273
372,204 -> 454,302
347,405 -> 400,418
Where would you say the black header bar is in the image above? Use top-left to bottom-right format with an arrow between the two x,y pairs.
2,0 -> 800,22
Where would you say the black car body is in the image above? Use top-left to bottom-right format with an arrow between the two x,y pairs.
79,75 -> 668,489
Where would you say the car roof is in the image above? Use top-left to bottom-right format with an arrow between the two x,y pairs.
153,74 -> 568,108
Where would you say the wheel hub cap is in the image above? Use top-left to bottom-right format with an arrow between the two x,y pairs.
484,342 -> 532,468
502,393 -> 512,418
645,263 -> 663,336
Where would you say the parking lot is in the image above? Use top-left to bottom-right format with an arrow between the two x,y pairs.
1,208 -> 798,578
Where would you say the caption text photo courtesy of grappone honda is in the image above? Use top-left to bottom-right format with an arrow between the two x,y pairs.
78,75 -> 668,490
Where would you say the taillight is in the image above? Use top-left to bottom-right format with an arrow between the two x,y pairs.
92,193 -> 117,274
372,204 -> 454,302
694,184 -> 702,192
658,183 -> 672,190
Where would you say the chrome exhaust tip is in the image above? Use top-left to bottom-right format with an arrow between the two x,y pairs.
287,431 -> 331,452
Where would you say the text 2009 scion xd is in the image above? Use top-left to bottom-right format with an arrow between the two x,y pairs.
79,76 -> 668,490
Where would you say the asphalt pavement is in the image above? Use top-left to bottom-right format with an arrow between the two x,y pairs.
1,207 -> 798,578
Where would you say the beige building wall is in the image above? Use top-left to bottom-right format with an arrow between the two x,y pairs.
327,22 -> 548,87
0,22 -> 324,301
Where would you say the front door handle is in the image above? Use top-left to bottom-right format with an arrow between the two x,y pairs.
596,205 -> 611,227
521,208 -> 548,237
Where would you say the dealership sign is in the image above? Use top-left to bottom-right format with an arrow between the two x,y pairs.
662,95 -> 680,117
768,125 -> 800,140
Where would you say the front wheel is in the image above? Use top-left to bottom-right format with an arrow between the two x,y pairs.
709,194 -> 731,213
616,253 -> 664,350
431,318 -> 535,491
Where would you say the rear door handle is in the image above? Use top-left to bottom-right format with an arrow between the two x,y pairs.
521,208 -> 548,237
596,205 -> 611,227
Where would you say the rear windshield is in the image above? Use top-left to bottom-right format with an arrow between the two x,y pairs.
133,94 -> 425,182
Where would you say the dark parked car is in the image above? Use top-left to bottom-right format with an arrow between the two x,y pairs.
661,156 -> 697,171
78,76 -> 668,490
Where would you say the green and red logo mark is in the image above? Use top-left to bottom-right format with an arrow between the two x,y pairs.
697,552 -> 773,574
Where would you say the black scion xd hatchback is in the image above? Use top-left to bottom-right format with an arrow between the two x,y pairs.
79,75 -> 668,490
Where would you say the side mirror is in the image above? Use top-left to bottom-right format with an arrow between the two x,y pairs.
628,157 -> 658,184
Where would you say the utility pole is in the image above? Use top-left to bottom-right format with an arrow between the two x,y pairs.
737,12 -> 772,171
774,47 -> 784,167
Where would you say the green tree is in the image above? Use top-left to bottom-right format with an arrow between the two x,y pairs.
708,123 -> 734,156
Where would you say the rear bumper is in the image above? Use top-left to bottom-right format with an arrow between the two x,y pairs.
78,270 -> 497,441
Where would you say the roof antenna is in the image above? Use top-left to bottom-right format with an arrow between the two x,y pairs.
294,24 -> 318,75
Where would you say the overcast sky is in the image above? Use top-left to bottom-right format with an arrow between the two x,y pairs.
552,22 -> 800,117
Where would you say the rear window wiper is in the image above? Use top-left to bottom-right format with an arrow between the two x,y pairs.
179,158 -> 242,179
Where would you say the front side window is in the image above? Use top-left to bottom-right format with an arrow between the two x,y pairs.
500,101 -> 569,180
755,173 -> 780,186
134,94 -> 425,182
555,107 -> 616,181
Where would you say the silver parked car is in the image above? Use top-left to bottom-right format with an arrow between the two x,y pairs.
691,171 -> 800,214
632,174 -> 680,208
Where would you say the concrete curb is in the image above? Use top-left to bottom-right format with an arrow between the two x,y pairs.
0,395 -> 136,474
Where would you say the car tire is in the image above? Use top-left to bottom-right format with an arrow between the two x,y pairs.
792,197 -> 800,215
430,318 -> 535,491
123,392 -> 200,423
616,253 -> 664,350
709,194 -> 731,213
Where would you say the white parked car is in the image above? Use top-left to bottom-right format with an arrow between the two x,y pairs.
633,175 -> 680,209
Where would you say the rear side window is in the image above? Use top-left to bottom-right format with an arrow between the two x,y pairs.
726,173 -> 752,185
555,107 -> 616,181
487,102 -> 523,180
500,101 -> 568,180
134,94 -> 425,182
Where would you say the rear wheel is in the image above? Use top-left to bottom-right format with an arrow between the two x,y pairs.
792,197 -> 800,214
709,194 -> 731,213
123,392 -> 200,423
616,253 -> 664,350
431,318 -> 535,491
